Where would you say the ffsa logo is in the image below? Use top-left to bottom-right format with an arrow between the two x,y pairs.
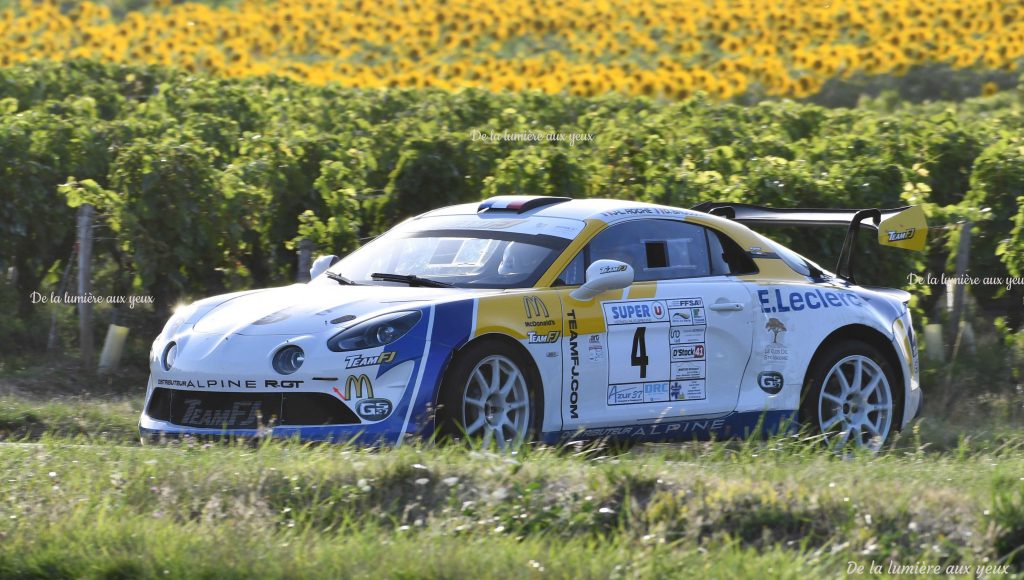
523,296 -> 550,319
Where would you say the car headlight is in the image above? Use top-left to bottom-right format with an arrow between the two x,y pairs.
272,345 -> 305,375
161,341 -> 178,371
327,311 -> 422,352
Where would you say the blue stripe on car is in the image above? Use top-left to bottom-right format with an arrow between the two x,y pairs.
398,300 -> 476,443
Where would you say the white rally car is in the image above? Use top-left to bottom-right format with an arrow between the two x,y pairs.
141,196 -> 925,449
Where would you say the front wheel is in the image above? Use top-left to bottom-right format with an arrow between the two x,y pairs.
800,340 -> 899,451
437,341 -> 539,449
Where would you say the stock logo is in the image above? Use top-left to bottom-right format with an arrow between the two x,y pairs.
672,344 -> 705,360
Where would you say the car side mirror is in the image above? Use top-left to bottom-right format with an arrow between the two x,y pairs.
309,254 -> 339,280
570,259 -> 634,301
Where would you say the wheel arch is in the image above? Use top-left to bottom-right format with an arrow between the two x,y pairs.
807,323 -> 906,427
432,332 -> 547,428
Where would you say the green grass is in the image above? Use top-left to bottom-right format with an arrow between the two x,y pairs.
1,392 -> 1023,577
0,433 -> 1022,578
0,396 -> 141,441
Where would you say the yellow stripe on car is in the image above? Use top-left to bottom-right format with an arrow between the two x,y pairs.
561,289 -> 622,334
474,291 -> 563,340
740,259 -> 807,282
893,318 -> 913,368
626,281 -> 658,299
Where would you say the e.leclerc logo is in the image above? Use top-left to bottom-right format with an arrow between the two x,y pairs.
757,288 -> 863,314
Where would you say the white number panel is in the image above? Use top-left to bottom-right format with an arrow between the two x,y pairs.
602,298 -> 708,405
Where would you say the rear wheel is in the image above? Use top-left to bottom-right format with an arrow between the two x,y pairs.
437,340 -> 539,449
801,340 -> 898,451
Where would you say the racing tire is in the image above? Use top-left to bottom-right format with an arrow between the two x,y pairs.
799,339 -> 900,451
437,339 -> 542,449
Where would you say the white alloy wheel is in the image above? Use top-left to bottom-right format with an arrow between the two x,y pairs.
817,354 -> 894,451
460,354 -> 531,450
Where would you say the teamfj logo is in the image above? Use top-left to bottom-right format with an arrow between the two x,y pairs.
886,228 -> 915,242
527,331 -> 560,344
180,399 -> 262,427
344,352 -> 396,369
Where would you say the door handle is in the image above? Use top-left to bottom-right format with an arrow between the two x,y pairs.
710,302 -> 744,312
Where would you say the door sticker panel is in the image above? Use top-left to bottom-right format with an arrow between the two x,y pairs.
603,298 -> 708,404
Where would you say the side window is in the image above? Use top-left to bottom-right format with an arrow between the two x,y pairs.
589,220 -> 711,282
709,229 -> 758,276
554,220 -> 757,285
554,251 -> 585,286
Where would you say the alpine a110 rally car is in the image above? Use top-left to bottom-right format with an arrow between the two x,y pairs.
141,195 -> 925,450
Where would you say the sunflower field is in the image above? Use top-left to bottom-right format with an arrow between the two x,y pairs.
1,0 -> 1023,100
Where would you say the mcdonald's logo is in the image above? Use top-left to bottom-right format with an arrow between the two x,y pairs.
342,374 -> 374,400
523,296 -> 550,319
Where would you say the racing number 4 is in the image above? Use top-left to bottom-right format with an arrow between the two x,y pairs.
631,326 -> 649,379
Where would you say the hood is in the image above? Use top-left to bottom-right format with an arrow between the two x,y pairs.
861,285 -> 912,305
191,282 -> 472,336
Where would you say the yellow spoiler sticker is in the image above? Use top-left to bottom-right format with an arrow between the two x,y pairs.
878,206 -> 927,251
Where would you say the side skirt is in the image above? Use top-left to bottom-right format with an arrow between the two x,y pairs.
542,410 -> 798,444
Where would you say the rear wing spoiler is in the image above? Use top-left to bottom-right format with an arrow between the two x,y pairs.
691,202 -> 927,284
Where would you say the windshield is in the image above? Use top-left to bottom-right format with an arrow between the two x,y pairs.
327,224 -> 572,289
